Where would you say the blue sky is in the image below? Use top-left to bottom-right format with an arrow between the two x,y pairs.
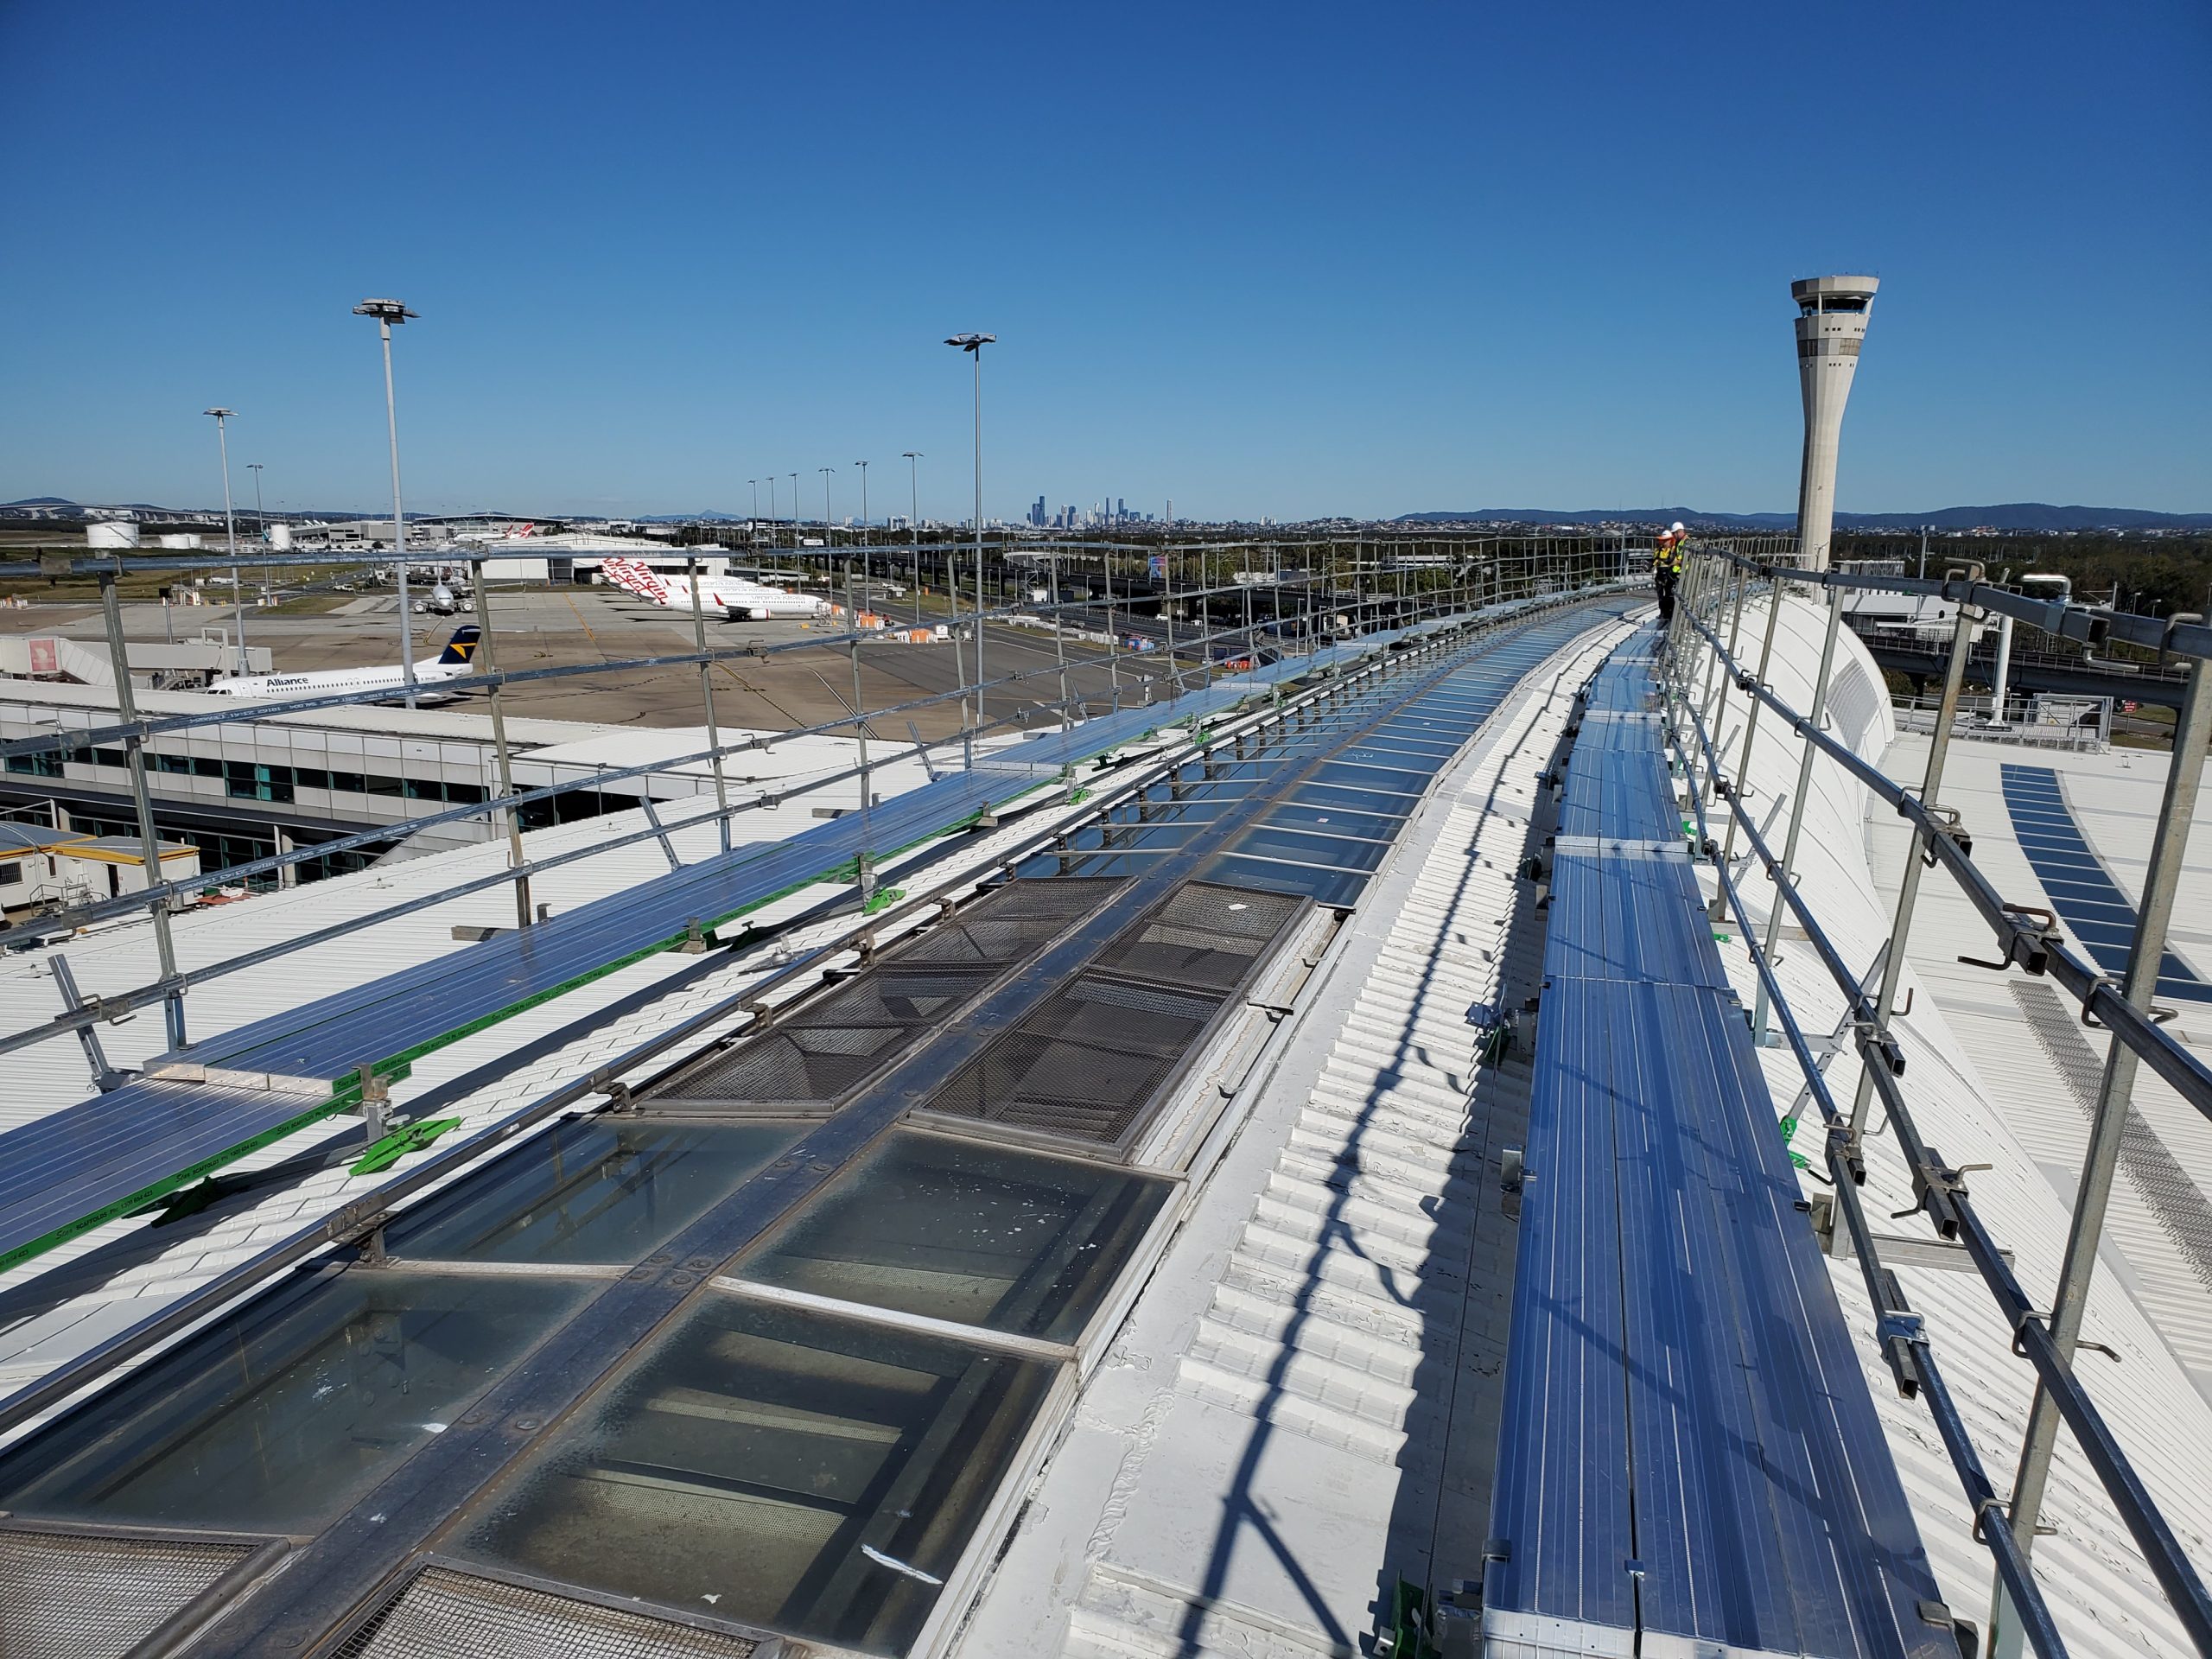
3,0 -> 2206,522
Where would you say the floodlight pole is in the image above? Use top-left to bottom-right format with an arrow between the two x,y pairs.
246,462 -> 270,602
947,333 -> 995,770
203,409 -> 247,675
789,474 -> 799,550
820,467 -> 836,557
855,459 -> 869,592
353,299 -> 420,708
748,479 -> 759,528
903,452 -> 922,626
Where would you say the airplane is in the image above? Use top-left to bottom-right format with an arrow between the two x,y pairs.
599,556 -> 830,620
201,625 -> 481,700
412,580 -> 473,616
454,522 -> 539,543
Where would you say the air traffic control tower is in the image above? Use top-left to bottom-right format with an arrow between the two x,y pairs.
1792,273 -> 1877,569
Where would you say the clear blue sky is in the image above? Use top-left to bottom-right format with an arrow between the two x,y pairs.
3,0 -> 2206,523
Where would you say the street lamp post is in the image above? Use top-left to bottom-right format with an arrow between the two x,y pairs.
789,474 -> 799,550
352,298 -> 421,707
766,474 -> 777,537
903,452 -> 922,626
820,467 -> 836,555
854,459 -> 869,594
945,333 -> 995,766
748,478 -> 759,531
203,408 -> 248,674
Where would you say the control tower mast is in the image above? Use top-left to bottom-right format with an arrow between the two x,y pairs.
1792,274 -> 1877,570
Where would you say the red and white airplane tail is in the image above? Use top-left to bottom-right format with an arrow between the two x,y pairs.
601,557 -> 674,604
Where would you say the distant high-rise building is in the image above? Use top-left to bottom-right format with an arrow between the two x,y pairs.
1791,275 -> 1878,571
1030,495 -> 1046,528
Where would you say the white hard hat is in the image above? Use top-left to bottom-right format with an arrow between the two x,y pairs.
1670,521 -> 1686,533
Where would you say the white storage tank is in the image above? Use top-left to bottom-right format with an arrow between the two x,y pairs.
156,533 -> 206,550
86,522 -> 142,549
266,522 -> 294,550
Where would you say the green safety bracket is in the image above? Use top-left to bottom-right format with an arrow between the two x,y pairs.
1778,1113 -> 1810,1169
863,885 -> 906,916
352,1116 -> 463,1178
1069,785 -> 1093,805
1380,1578 -> 1438,1659
1712,930 -> 1732,944
1479,1022 -> 1514,1065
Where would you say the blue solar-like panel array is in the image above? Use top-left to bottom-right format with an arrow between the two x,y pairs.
2000,763 -> 2210,1005
1486,639 -> 1952,1659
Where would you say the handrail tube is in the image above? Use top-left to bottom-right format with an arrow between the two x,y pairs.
1676,658 -> 2212,1656
0,589 -> 1595,1061
1675,712 -> 2070,1657
1696,546 -> 2212,664
1681,607 -> 2212,1128
14,568 -> 1614,934
0,563 -> 1399,761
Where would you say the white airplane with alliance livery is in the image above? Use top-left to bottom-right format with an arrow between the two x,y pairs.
201,626 -> 481,700
599,556 -> 830,621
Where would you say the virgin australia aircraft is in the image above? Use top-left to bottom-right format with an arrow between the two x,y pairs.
599,556 -> 829,621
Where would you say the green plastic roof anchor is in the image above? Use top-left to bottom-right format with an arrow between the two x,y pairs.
863,885 -> 906,916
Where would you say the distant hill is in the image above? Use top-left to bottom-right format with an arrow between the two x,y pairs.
1396,503 -> 2212,531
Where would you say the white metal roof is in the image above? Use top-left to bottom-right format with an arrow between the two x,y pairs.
1867,734 -> 2212,1399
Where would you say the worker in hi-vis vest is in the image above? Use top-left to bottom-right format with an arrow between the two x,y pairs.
1654,521 -> 1686,624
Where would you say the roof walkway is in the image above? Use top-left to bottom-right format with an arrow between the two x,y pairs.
1482,638 -> 1956,1659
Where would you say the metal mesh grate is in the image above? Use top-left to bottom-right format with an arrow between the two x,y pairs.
1090,881 -> 1306,994
923,971 -> 1223,1147
0,1527 -> 254,1659
335,1564 -> 762,1658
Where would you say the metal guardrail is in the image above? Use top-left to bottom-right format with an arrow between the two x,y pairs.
1691,543 -> 2212,664
0,537 -> 1631,1072
1662,546 -> 2212,1658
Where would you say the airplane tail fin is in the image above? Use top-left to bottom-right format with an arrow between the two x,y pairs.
437,624 -> 483,665
601,557 -> 670,604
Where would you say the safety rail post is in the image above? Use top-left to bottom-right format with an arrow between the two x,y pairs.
1713,565 -> 1787,903
1844,567 -> 1983,1157
1995,637 -> 2212,1658
1675,674 -> 2212,1656
468,561 -> 535,927
686,553 -> 734,855
1699,559 -> 1751,804
1672,708 -> 2075,1659
97,569 -> 188,1050
1751,587 -> 1846,1046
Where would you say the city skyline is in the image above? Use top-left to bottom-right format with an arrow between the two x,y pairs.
2,1 -> 2206,522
